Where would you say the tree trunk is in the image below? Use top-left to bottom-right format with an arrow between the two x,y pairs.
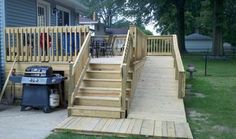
213,0 -> 223,56
173,0 -> 186,53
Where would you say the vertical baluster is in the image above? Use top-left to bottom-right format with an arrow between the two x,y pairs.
20,28 -> 24,61
74,26 -> 77,59
51,27 -> 54,62
12,29 -> 15,60
29,28 -> 32,61
60,27 -> 63,61
46,27 -> 50,61
37,28 -> 41,62
55,27 -> 59,61
70,27 -> 72,61
65,27 -> 68,62
33,27 -> 36,62
8,29 -> 11,61
42,27 -> 45,61
16,28 -> 19,60
79,27 -> 82,50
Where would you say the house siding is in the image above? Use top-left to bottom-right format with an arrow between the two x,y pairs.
5,0 -> 37,27
0,0 -> 5,88
5,0 -> 78,27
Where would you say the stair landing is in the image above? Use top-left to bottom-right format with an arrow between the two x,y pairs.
55,116 -> 192,139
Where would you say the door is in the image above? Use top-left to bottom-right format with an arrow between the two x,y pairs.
37,3 -> 49,26
57,8 -> 70,26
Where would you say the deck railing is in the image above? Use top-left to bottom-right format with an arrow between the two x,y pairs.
5,26 -> 89,62
120,30 -> 133,117
147,36 -> 173,55
130,26 -> 147,61
172,35 -> 185,98
69,32 -> 91,107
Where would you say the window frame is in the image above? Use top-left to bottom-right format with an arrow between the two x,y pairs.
37,0 -> 51,26
56,5 -> 71,26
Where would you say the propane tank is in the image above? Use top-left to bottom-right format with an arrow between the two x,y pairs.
50,90 -> 60,108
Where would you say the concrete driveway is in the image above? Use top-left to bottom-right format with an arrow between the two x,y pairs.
0,105 -> 67,139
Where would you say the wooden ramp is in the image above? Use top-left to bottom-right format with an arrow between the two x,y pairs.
54,56 -> 192,139
128,56 -> 187,122
55,116 -> 192,139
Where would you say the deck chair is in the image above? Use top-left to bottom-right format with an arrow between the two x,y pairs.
105,35 -> 116,57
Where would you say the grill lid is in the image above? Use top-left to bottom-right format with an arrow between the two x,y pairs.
25,66 -> 53,77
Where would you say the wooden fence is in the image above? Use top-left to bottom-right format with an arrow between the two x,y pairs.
5,26 -> 89,62
147,36 -> 173,55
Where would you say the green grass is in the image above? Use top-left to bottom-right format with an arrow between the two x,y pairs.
183,54 -> 236,139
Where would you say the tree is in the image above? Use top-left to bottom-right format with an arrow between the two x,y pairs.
122,0 -> 187,53
79,0 -> 124,27
212,0 -> 224,56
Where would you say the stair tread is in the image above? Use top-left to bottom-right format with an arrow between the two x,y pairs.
69,106 -> 122,111
75,95 -> 120,101
83,78 -> 122,82
79,87 -> 131,91
87,70 -> 120,73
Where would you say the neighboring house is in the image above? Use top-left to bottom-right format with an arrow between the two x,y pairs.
0,0 -> 87,88
185,33 -> 232,52
105,28 -> 128,35
79,16 -> 98,35
106,28 -> 128,51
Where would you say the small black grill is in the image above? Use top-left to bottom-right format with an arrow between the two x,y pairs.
10,65 -> 66,113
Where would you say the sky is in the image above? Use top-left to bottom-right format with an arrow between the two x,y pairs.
146,23 -> 159,35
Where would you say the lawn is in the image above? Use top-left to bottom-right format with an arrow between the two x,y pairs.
183,54 -> 236,139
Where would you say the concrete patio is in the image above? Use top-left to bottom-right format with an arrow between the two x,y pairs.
0,105 -> 67,139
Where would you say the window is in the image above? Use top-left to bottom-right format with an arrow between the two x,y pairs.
56,6 -> 71,26
37,0 -> 50,26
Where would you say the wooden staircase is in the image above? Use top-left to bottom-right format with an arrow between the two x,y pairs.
69,63 -> 132,118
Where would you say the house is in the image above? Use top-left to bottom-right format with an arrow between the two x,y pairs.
106,28 -> 128,51
79,16 -> 98,35
0,0 -> 87,89
185,33 -> 232,52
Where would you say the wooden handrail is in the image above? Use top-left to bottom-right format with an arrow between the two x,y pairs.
0,56 -> 18,101
172,35 -> 185,98
120,30 -> 133,116
69,32 -> 91,107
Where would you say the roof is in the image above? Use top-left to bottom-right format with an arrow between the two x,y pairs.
185,33 -> 212,41
106,28 -> 128,35
54,0 -> 88,13
79,16 -> 98,24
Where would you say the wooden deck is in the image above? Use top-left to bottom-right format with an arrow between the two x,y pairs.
54,56 -> 192,139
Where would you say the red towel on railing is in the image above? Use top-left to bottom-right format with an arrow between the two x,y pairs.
40,33 -> 51,48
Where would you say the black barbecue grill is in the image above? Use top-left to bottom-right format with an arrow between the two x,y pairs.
10,66 -> 66,113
